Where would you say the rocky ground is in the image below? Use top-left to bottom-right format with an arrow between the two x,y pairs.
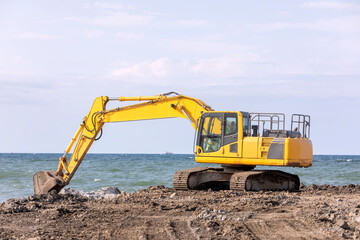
1,184 -> 360,240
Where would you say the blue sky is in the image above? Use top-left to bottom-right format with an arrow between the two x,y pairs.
0,0 -> 359,154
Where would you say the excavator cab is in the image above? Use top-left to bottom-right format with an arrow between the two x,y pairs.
196,112 -> 240,156
195,111 -> 312,168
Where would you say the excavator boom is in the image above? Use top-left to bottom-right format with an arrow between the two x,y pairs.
33,92 -> 213,194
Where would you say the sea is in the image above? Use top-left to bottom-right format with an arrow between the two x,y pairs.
0,153 -> 359,203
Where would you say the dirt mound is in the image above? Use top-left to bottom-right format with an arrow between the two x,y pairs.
1,185 -> 360,239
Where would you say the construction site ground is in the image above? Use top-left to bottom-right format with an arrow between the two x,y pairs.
1,184 -> 360,240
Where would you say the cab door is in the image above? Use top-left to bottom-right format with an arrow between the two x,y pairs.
223,113 -> 240,157
196,112 -> 242,163
196,112 -> 224,157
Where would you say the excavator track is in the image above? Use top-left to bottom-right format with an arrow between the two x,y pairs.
174,168 -> 300,192
173,167 -> 224,190
230,170 -> 300,191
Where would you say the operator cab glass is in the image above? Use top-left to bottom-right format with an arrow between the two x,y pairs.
197,112 -> 240,153
242,113 -> 250,136
200,116 -> 222,152
225,117 -> 237,135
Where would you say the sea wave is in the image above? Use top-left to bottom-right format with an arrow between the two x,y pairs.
337,158 -> 359,162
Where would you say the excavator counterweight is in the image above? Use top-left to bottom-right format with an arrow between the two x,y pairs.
33,92 -> 312,195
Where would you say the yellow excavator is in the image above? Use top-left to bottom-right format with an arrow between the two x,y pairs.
33,92 -> 312,194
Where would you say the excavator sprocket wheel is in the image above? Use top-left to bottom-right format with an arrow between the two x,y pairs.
33,171 -> 66,195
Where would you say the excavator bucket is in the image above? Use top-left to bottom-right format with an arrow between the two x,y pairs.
33,171 -> 66,195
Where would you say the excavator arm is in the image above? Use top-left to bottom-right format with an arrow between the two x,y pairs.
33,92 -> 213,194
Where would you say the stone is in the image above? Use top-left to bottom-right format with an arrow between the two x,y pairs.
59,187 -> 121,199
338,220 -> 350,230
218,209 -> 226,214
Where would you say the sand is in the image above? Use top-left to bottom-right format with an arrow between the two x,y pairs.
1,184 -> 360,239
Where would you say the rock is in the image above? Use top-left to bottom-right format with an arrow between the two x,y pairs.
354,216 -> 360,223
329,227 -> 341,232
169,193 -> 177,198
218,209 -> 226,214
338,220 -> 350,230
186,206 -> 197,211
59,187 -> 121,199
319,215 -> 334,223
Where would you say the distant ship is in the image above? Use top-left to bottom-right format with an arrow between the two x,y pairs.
165,152 -> 173,155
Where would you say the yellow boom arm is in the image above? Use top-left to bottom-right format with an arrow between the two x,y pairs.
57,93 -> 213,184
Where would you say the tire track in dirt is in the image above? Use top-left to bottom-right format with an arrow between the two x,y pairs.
164,220 -> 199,240
245,219 -> 331,239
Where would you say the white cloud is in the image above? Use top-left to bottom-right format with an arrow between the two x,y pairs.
107,53 -> 268,85
9,56 -> 23,65
166,39 -> 252,55
66,12 -> 153,27
150,58 -> 171,77
83,29 -> 105,38
176,20 -> 208,27
115,32 -> 144,40
94,2 -> 124,10
17,33 -> 64,40
337,38 -> 360,55
275,56 -> 360,75
189,53 -> 264,78
108,58 -> 174,84
305,15 -> 360,33
302,1 -> 360,10
244,15 -> 360,34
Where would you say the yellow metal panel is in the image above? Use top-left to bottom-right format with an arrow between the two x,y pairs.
259,137 -> 273,158
195,156 -> 285,166
242,137 -> 258,158
222,144 -> 240,158
284,138 -> 313,167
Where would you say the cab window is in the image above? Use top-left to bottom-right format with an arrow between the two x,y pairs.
243,116 -> 250,136
225,117 -> 237,135
200,116 -> 222,152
